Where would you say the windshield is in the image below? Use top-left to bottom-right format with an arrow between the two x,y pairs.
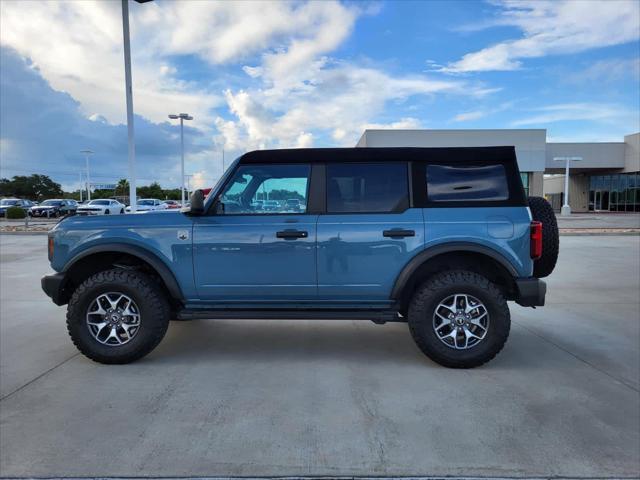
41,200 -> 62,206
89,200 -> 110,206
0,199 -> 18,206
139,200 -> 154,206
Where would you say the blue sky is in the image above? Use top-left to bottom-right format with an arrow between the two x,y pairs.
1,0 -> 638,191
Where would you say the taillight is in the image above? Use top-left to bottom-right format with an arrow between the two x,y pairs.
48,236 -> 54,261
530,221 -> 542,260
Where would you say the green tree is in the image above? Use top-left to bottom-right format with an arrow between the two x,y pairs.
137,182 -> 164,199
115,178 -> 129,197
0,174 -> 63,200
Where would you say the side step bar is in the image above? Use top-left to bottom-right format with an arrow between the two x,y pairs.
176,309 -> 403,324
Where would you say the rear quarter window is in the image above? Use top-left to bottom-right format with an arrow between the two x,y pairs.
427,164 -> 509,202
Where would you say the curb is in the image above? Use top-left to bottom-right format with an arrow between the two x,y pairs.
560,231 -> 640,236
0,230 -> 50,235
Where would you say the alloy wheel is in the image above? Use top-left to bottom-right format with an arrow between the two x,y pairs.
432,293 -> 489,350
86,292 -> 141,346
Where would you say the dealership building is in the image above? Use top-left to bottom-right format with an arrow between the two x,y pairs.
356,129 -> 639,213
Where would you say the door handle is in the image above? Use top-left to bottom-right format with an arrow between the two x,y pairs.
383,229 -> 415,238
276,230 -> 308,239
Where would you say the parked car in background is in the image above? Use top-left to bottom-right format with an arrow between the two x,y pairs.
162,200 -> 181,209
262,200 -> 280,211
0,198 -> 32,216
30,199 -> 77,217
125,199 -> 168,212
77,199 -> 125,216
250,200 -> 264,210
286,198 -> 302,212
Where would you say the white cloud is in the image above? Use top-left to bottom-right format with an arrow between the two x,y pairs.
0,0 -> 498,156
511,103 -> 639,128
453,111 -> 485,122
362,118 -> 423,130
215,62 -> 495,150
560,57 -> 640,85
0,1 -> 221,126
441,0 -> 640,73
451,101 -> 514,122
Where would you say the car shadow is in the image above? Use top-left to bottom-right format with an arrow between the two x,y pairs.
141,317 -> 543,371
149,319 -> 431,367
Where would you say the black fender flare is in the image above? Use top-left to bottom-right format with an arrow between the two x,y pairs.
63,243 -> 184,301
390,242 -> 519,301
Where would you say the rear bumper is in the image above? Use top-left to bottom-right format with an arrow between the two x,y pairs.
515,277 -> 546,307
41,273 -> 68,306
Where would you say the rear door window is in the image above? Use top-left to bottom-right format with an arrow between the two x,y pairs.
326,163 -> 409,213
426,164 -> 508,202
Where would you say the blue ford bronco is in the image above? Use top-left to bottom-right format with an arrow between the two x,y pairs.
42,147 -> 558,368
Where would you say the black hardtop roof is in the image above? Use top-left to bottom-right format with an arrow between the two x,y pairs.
239,146 -> 517,164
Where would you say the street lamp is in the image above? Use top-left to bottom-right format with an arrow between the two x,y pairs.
121,0 -> 152,212
553,156 -> 582,216
80,149 -> 94,201
168,113 -> 193,205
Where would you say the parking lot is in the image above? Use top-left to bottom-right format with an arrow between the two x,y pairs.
0,234 -> 638,478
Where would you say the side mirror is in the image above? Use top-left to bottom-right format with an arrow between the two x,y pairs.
182,189 -> 205,215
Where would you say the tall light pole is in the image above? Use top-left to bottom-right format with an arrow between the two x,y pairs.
79,172 -> 83,203
121,0 -> 152,212
168,113 -> 193,205
80,149 -> 93,201
553,156 -> 582,216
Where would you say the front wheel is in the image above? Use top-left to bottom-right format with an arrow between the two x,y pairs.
104,209 -> 110,215
66,269 -> 170,364
120,208 -> 125,214
407,270 -> 510,368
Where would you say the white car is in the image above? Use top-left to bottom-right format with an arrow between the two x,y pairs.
125,199 -> 169,213
77,199 -> 126,215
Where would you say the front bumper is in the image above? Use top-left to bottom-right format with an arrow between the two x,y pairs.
41,273 -> 68,306
31,210 -> 56,217
515,278 -> 546,307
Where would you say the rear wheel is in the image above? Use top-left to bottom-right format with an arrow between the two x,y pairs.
66,269 -> 170,364
408,270 -> 510,368
528,196 -> 559,278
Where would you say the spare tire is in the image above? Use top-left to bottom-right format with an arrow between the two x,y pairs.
528,196 -> 559,278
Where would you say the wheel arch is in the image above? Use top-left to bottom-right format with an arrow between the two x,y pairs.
61,244 -> 184,306
391,242 -> 518,313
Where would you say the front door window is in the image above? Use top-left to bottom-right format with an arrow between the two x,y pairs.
218,164 -> 310,215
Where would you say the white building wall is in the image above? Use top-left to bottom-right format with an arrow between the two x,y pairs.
545,143 -> 626,170
623,133 -> 640,173
356,129 -> 547,173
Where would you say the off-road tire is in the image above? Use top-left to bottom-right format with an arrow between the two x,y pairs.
528,196 -> 559,278
408,270 -> 510,368
66,269 -> 169,364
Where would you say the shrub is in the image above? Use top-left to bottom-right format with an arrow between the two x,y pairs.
5,207 -> 26,219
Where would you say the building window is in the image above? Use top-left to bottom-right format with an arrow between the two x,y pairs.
588,172 -> 640,212
520,172 -> 530,196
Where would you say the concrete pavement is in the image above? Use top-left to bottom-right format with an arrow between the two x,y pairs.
0,234 -> 638,477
